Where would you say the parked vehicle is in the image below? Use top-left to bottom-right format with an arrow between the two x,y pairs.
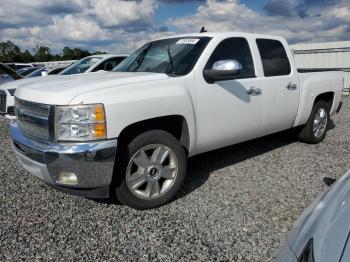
6,63 -> 33,71
48,67 -> 66,75
9,32 -> 343,209
16,67 -> 42,77
0,62 -> 22,85
0,63 -> 23,115
18,66 -> 67,78
59,54 -> 128,75
0,76 -> 49,117
277,170 -> 350,262
24,67 -> 49,78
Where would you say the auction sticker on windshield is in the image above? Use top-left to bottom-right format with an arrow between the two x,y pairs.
176,39 -> 200,45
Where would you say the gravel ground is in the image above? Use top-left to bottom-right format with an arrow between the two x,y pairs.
1,98 -> 350,262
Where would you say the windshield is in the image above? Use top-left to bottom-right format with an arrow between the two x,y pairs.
25,68 -> 48,78
60,57 -> 102,75
0,63 -> 22,80
113,37 -> 211,76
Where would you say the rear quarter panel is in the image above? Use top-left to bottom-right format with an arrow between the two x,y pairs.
293,71 -> 343,127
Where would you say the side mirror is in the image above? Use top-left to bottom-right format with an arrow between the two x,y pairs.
203,60 -> 242,83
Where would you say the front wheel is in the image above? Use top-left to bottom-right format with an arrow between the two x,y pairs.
298,100 -> 330,144
115,130 -> 187,209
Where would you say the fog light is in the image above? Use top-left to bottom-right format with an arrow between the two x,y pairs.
56,172 -> 78,185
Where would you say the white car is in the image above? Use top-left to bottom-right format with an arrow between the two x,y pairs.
9,32 -> 343,209
59,54 -> 128,75
0,54 -> 127,118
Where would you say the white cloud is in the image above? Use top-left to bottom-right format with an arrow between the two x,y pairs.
91,0 -> 157,28
0,0 -> 349,56
169,0 -> 350,44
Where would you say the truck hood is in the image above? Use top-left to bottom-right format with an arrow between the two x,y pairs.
0,76 -> 47,90
15,72 -> 169,105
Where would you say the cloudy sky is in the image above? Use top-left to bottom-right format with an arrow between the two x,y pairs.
0,0 -> 349,54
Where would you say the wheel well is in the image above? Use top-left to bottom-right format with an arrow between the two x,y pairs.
314,92 -> 334,109
117,115 -> 190,153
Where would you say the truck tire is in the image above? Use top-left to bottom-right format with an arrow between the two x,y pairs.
298,100 -> 330,144
115,130 -> 187,209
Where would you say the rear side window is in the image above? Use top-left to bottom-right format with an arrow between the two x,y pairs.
206,37 -> 255,79
256,39 -> 291,77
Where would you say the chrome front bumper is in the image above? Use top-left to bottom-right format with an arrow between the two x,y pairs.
10,120 -> 117,198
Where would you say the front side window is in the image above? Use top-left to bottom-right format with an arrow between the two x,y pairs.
256,39 -> 291,77
113,37 -> 211,76
60,57 -> 103,75
205,37 -> 255,79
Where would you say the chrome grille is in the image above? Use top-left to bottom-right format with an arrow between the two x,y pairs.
0,90 -> 6,113
15,98 -> 50,118
15,98 -> 51,140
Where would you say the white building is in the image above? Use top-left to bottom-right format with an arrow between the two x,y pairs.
291,41 -> 350,96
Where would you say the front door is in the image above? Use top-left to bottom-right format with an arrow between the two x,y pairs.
195,37 -> 263,154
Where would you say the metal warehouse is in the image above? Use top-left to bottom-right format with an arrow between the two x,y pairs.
292,41 -> 350,96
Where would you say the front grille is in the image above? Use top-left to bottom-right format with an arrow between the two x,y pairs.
0,90 -> 6,113
15,98 -> 52,140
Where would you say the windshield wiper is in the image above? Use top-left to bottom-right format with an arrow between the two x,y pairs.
166,44 -> 176,76
129,43 -> 153,72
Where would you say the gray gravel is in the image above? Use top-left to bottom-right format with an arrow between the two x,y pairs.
1,98 -> 350,262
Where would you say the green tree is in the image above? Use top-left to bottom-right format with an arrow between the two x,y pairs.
0,40 -> 21,62
0,40 -> 108,62
21,50 -> 35,63
34,46 -> 52,62
93,51 -> 107,55
62,47 -> 75,60
72,48 -> 91,60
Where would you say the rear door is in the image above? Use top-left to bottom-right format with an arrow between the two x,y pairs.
255,38 -> 300,135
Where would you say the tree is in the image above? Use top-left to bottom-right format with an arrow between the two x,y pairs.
34,46 -> 52,62
0,40 -> 106,62
72,48 -> 91,60
93,51 -> 107,55
62,47 -> 75,60
21,50 -> 35,63
0,41 -> 21,62
61,47 -> 90,60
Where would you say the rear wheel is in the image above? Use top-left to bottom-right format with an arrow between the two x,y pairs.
115,130 -> 187,209
298,100 -> 330,144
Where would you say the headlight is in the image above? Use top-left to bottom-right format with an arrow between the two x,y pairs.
8,88 -> 16,96
55,104 -> 106,141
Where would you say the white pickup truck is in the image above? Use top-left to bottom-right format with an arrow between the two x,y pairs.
9,32 -> 343,209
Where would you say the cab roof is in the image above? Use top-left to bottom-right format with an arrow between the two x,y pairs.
159,31 -> 287,42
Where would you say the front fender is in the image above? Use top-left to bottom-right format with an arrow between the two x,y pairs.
71,80 -> 197,155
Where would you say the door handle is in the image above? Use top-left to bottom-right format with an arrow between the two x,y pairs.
247,88 -> 262,96
287,82 -> 297,90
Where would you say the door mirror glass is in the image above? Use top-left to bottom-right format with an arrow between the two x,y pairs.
212,59 -> 242,72
204,59 -> 242,82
